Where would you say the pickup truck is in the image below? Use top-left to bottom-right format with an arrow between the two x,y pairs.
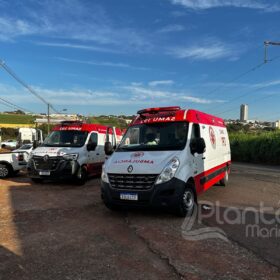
0,152 -> 27,178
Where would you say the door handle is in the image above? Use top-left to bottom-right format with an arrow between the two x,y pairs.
202,157 -> 206,160
96,153 -> 100,156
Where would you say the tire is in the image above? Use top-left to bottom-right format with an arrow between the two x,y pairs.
175,185 -> 196,217
76,166 -> 87,185
0,164 -> 12,179
220,169 -> 229,187
31,178 -> 43,183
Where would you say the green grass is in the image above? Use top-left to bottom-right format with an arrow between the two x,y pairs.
88,116 -> 128,129
229,131 -> 280,165
0,114 -> 35,124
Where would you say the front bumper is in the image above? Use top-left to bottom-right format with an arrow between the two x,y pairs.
101,177 -> 186,209
27,158 -> 80,180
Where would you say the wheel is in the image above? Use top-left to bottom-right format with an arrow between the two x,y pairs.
0,164 -> 12,178
220,169 -> 229,187
76,166 -> 87,185
175,186 -> 196,217
31,178 -> 43,183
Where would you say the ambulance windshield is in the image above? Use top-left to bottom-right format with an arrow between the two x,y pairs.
117,122 -> 188,151
43,130 -> 88,147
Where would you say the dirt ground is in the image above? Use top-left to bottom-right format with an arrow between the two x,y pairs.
0,163 -> 280,280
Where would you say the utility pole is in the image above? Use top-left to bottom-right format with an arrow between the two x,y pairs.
47,103 -> 50,134
264,41 -> 280,63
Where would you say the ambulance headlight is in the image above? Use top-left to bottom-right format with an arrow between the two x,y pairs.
101,165 -> 109,183
63,153 -> 79,160
155,157 -> 180,185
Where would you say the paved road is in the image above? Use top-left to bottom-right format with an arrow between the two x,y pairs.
0,163 -> 280,279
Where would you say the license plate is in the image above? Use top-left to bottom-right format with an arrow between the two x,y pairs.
39,171 -> 50,176
120,193 -> 138,201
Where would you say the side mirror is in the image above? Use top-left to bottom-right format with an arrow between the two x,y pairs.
87,142 -> 97,151
33,140 -> 38,149
104,141 -> 114,156
190,137 -> 206,154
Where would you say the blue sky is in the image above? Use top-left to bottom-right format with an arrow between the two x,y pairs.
0,0 -> 280,120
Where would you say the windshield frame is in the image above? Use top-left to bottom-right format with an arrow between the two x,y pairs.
42,130 -> 89,148
116,121 -> 189,152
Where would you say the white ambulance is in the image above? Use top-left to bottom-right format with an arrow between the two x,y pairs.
27,121 -> 123,184
101,106 -> 231,216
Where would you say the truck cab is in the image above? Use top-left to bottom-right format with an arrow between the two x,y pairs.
101,107 -> 231,216
27,121 -> 122,184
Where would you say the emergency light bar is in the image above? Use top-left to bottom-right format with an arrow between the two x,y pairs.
137,106 -> 181,115
60,121 -> 84,126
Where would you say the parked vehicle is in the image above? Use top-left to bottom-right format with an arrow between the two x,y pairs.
101,106 -> 231,216
17,128 -> 43,145
0,139 -> 17,148
0,128 -> 43,149
0,151 -> 27,178
27,121 -> 123,184
13,144 -> 33,161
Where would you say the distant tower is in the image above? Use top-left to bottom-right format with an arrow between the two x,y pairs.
240,104 -> 248,122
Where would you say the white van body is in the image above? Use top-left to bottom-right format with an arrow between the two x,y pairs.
28,121 -> 123,183
101,107 -> 231,216
18,128 -> 43,144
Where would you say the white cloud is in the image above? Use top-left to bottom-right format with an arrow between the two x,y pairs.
170,0 -> 280,11
124,85 -> 222,104
0,17 -> 37,41
56,57 -> 149,70
168,40 -> 239,60
0,1 -> 152,52
158,24 -> 185,33
0,83 -> 223,111
36,42 -> 121,54
252,79 -> 280,88
149,80 -> 174,87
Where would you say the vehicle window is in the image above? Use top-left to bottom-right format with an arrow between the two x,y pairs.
20,144 -> 32,150
191,123 -> 200,139
88,133 -> 98,144
117,122 -> 188,151
43,130 -> 88,147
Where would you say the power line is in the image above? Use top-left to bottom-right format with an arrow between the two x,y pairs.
0,59 -> 59,114
213,55 -> 280,116
201,61 -> 266,98
0,99 -> 15,110
0,96 -> 33,113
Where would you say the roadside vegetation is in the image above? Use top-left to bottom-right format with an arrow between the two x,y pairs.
229,131 -> 280,165
0,113 -> 35,124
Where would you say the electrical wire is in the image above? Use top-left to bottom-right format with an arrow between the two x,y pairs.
202,61 -> 266,98
213,55 -> 280,116
0,59 -> 59,114
0,96 -> 33,113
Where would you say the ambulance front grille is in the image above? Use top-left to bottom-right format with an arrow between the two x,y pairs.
33,156 -> 60,171
108,174 -> 158,190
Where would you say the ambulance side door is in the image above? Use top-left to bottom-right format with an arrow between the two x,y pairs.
87,132 -> 102,175
190,123 -> 204,175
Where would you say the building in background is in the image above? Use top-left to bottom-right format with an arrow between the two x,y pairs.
272,120 -> 280,129
240,104 -> 249,122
